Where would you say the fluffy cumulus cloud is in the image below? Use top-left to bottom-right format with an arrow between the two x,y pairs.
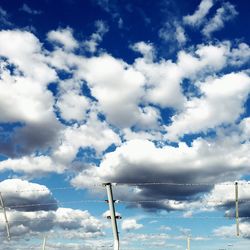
47,27 -> 79,51
71,135 -> 250,211
0,155 -> 64,175
0,179 -> 104,246
0,179 -> 58,211
52,112 -> 121,165
121,219 -> 143,231
166,72 -> 250,141
0,30 -> 62,157
56,92 -> 90,121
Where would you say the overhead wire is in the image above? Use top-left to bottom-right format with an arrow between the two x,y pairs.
1,197 -> 250,211
115,181 -> 250,186
1,180 -> 250,194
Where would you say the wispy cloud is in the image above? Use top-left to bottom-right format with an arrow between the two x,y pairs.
202,1 -> 238,37
20,3 -> 42,15
183,0 -> 214,27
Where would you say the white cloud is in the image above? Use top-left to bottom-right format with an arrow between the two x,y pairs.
0,30 -> 57,84
0,207 -> 104,239
122,128 -> 164,142
183,0 -> 214,26
56,92 -> 90,121
0,70 -> 56,123
202,2 -> 238,37
131,41 -> 155,61
203,180 -> 250,207
0,155 -> 64,175
133,43 -> 228,110
158,22 -> 187,46
214,222 -> 250,238
121,219 -> 143,231
166,72 -> 250,141
134,54 -> 185,109
55,207 -> 103,232
0,179 -> 104,242
239,117 -> 250,140
83,20 -> 109,53
175,24 -> 187,45
82,53 -> 159,128
228,43 -> 250,67
52,111 -> 121,164
71,136 -> 250,210
0,179 -> 58,211
47,27 -> 78,51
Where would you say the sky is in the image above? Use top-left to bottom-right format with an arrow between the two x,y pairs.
0,0 -> 250,249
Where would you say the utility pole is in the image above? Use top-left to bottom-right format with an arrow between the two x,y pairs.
0,192 -> 10,240
235,182 -> 239,237
42,236 -> 46,250
187,237 -> 190,250
103,183 -> 120,250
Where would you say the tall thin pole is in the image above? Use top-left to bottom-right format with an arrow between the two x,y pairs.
42,236 -> 46,250
103,183 -> 119,250
235,182 -> 239,236
187,237 -> 190,250
0,192 -> 10,241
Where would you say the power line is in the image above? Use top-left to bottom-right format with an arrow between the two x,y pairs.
119,199 -> 250,204
2,198 -> 250,210
1,215 -> 250,224
7,199 -> 104,209
1,180 -> 250,194
0,185 -> 103,194
139,216 -> 250,220
115,181 -> 250,186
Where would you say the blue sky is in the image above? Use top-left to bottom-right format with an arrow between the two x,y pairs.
0,0 -> 250,249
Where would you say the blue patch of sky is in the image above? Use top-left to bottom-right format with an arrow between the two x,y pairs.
181,129 -> 217,146
74,146 -> 100,165
0,122 -> 24,147
242,95 -> 250,119
0,169 -> 24,181
103,143 -> 117,154
81,82 -> 97,101
159,106 -> 176,125
56,70 -> 74,81
47,82 -> 58,97
181,78 -> 202,99
0,122 -> 24,133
